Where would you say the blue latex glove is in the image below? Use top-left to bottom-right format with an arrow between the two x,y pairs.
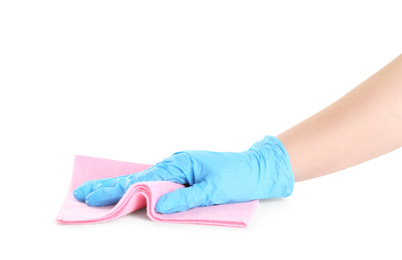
73,136 -> 295,214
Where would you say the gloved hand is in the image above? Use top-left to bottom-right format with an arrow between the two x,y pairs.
73,136 -> 295,214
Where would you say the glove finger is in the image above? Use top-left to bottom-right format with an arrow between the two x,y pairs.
133,157 -> 189,184
155,183 -> 209,214
73,175 -> 130,202
84,182 -> 128,207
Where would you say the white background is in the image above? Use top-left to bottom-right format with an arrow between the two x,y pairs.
1,0 -> 401,259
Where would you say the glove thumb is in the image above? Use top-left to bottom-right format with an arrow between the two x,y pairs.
155,183 -> 209,214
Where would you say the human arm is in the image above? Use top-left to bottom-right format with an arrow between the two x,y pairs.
277,54 -> 402,181
73,54 -> 402,213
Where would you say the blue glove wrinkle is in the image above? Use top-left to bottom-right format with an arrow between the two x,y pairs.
85,177 -> 131,207
159,152 -> 196,185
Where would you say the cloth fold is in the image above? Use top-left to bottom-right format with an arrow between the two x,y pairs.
56,155 -> 259,228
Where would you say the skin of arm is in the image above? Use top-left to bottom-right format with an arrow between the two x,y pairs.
277,54 -> 402,182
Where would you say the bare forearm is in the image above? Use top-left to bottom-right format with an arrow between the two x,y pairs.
277,54 -> 402,182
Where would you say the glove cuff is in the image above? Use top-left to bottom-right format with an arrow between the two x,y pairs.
249,135 -> 295,198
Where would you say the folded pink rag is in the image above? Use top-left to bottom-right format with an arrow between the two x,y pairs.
56,155 -> 259,228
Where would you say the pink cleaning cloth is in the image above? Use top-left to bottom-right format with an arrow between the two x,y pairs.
56,155 -> 259,228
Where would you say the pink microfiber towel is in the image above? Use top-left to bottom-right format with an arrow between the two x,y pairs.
56,155 -> 259,228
